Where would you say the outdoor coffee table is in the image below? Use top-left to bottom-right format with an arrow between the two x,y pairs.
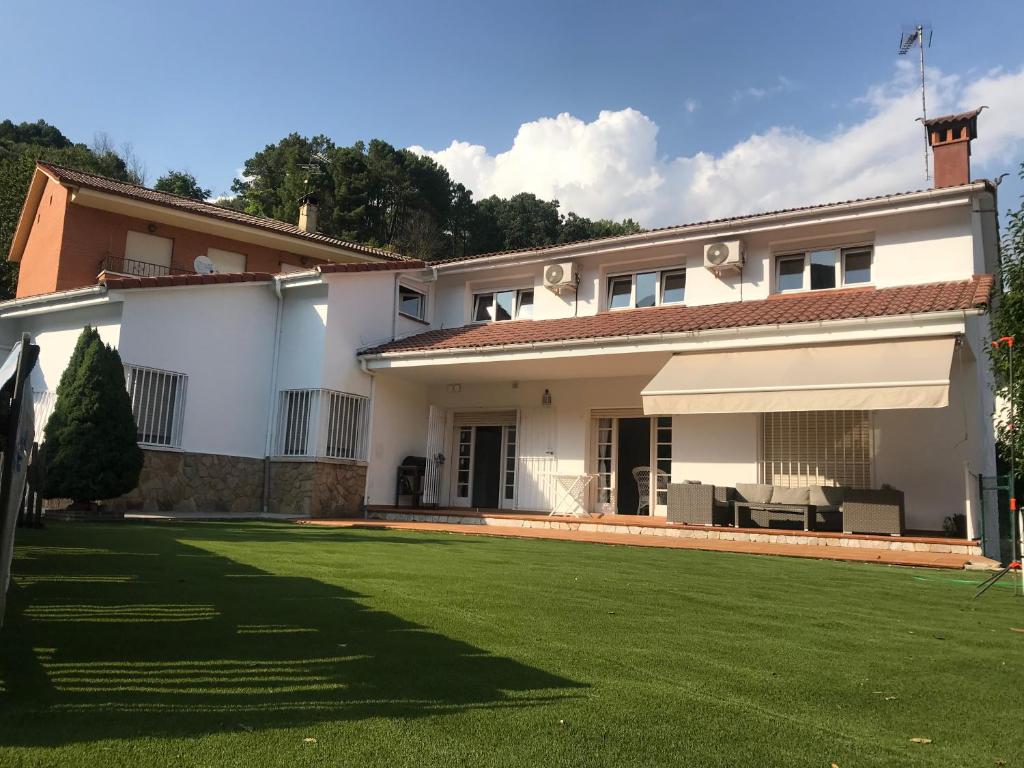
733,502 -> 815,531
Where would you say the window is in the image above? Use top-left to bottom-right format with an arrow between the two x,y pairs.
775,247 -> 873,293
661,270 -> 686,304
776,255 -> 805,292
473,288 -> 533,322
398,284 -> 426,321
760,411 -> 872,488
207,248 -> 247,273
276,389 -> 369,460
456,427 -> 472,497
124,365 -> 187,448
125,231 -> 173,273
278,262 -> 305,274
607,266 -> 687,310
655,416 -> 672,507
596,418 -> 614,505
843,249 -> 872,285
608,277 -> 632,309
503,426 -> 517,501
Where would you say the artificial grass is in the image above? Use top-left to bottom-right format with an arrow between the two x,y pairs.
0,521 -> 1021,768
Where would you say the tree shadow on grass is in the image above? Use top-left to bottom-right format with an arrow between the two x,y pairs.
0,524 -> 584,747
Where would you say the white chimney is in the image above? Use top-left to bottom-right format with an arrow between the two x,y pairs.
298,195 -> 319,233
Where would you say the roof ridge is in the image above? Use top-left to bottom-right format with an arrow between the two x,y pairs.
37,162 -> 415,263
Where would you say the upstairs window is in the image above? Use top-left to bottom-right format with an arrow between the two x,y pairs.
473,288 -> 533,322
398,284 -> 427,321
607,268 -> 686,310
775,247 -> 872,293
207,248 -> 247,273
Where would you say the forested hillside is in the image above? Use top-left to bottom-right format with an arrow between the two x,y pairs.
0,120 -> 644,298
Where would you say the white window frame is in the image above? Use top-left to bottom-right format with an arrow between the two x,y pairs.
606,266 -> 687,311
471,287 -> 534,323
124,364 -> 187,449
397,282 -> 428,323
774,245 -> 874,294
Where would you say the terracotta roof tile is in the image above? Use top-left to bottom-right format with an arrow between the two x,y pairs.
40,163 -> 414,262
99,271 -> 274,290
362,276 -> 993,356
318,260 -> 425,273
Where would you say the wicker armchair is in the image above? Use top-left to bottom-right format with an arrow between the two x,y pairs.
842,488 -> 905,535
667,483 -> 734,525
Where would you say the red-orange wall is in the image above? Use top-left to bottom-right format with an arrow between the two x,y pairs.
16,177 -> 69,298
16,188 -> 328,298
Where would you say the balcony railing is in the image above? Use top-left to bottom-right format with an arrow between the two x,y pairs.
100,255 -> 195,279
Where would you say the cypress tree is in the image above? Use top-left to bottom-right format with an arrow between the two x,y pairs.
43,327 -> 143,505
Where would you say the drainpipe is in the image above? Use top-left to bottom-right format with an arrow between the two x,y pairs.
262,275 -> 285,513
359,357 -> 376,518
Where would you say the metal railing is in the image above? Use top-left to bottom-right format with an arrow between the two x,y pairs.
276,389 -> 369,461
101,255 -> 194,279
124,365 -> 188,448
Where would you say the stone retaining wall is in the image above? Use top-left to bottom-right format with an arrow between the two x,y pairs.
268,460 -> 366,518
107,450 -> 265,513
106,449 -> 366,517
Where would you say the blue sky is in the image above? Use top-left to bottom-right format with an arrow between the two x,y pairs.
2,0 -> 1023,224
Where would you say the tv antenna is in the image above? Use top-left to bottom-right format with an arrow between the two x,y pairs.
898,23 -> 933,181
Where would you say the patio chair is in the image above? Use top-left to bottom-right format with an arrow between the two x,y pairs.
632,467 -> 669,516
667,482 -> 734,525
550,473 -> 596,518
841,488 -> 905,535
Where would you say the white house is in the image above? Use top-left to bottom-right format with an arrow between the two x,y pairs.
0,109 -> 1003,555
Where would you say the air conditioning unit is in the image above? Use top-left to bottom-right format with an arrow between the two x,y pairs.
543,261 -> 577,293
703,240 -> 744,273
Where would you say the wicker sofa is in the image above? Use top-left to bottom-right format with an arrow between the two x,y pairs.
667,482 -> 906,536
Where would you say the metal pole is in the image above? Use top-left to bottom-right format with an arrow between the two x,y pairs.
1007,338 -> 1021,596
918,26 -> 930,182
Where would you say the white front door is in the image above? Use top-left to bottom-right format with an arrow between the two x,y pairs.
449,413 -> 519,509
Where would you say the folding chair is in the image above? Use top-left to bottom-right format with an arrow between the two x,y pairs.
550,473 -> 596,517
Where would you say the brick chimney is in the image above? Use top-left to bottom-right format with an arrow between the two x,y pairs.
924,107 -> 985,189
298,194 -> 319,233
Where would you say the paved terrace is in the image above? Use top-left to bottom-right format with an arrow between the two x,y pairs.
303,508 -> 999,571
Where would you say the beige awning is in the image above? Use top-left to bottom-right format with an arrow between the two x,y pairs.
641,337 -> 956,415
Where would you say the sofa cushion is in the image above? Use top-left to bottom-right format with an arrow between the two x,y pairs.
808,484 -> 845,509
770,486 -> 810,505
735,483 -> 773,504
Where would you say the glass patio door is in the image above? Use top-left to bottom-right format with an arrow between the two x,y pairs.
592,414 -> 672,516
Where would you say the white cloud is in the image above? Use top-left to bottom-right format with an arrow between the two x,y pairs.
409,64 -> 1024,228
684,98 -> 699,114
732,75 -> 797,103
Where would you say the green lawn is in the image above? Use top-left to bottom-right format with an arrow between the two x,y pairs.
0,522 -> 1021,768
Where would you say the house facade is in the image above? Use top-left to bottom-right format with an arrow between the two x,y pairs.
0,110 -> 1003,555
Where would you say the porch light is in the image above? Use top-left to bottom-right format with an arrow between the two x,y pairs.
542,388 -> 552,407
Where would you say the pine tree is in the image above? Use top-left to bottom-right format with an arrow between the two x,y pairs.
42,327 -> 143,504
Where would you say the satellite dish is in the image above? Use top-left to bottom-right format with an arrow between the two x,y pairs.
194,254 -> 215,274
705,243 -> 730,266
545,264 -> 564,284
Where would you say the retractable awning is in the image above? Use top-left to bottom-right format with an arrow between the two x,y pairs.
641,337 -> 957,415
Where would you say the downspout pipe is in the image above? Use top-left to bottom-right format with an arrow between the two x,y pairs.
262,275 -> 285,513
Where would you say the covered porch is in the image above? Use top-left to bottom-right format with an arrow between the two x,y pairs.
364,327 -> 995,552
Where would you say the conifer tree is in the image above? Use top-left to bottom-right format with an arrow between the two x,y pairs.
42,327 -> 143,504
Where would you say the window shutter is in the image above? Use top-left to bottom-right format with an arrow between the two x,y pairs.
760,411 -> 872,488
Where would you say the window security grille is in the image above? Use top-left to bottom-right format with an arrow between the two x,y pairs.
276,389 -> 369,461
760,410 -> 872,488
124,365 -> 187,448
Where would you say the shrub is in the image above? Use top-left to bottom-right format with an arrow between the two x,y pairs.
42,327 -> 143,504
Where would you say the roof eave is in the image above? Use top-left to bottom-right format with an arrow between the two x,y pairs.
6,167 -> 53,263
360,308 -> 983,364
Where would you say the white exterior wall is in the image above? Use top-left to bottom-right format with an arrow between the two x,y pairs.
275,284 -> 327,392
427,200 -> 979,328
15,303 -> 122,393
366,374 -> 429,506
118,285 -> 278,459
